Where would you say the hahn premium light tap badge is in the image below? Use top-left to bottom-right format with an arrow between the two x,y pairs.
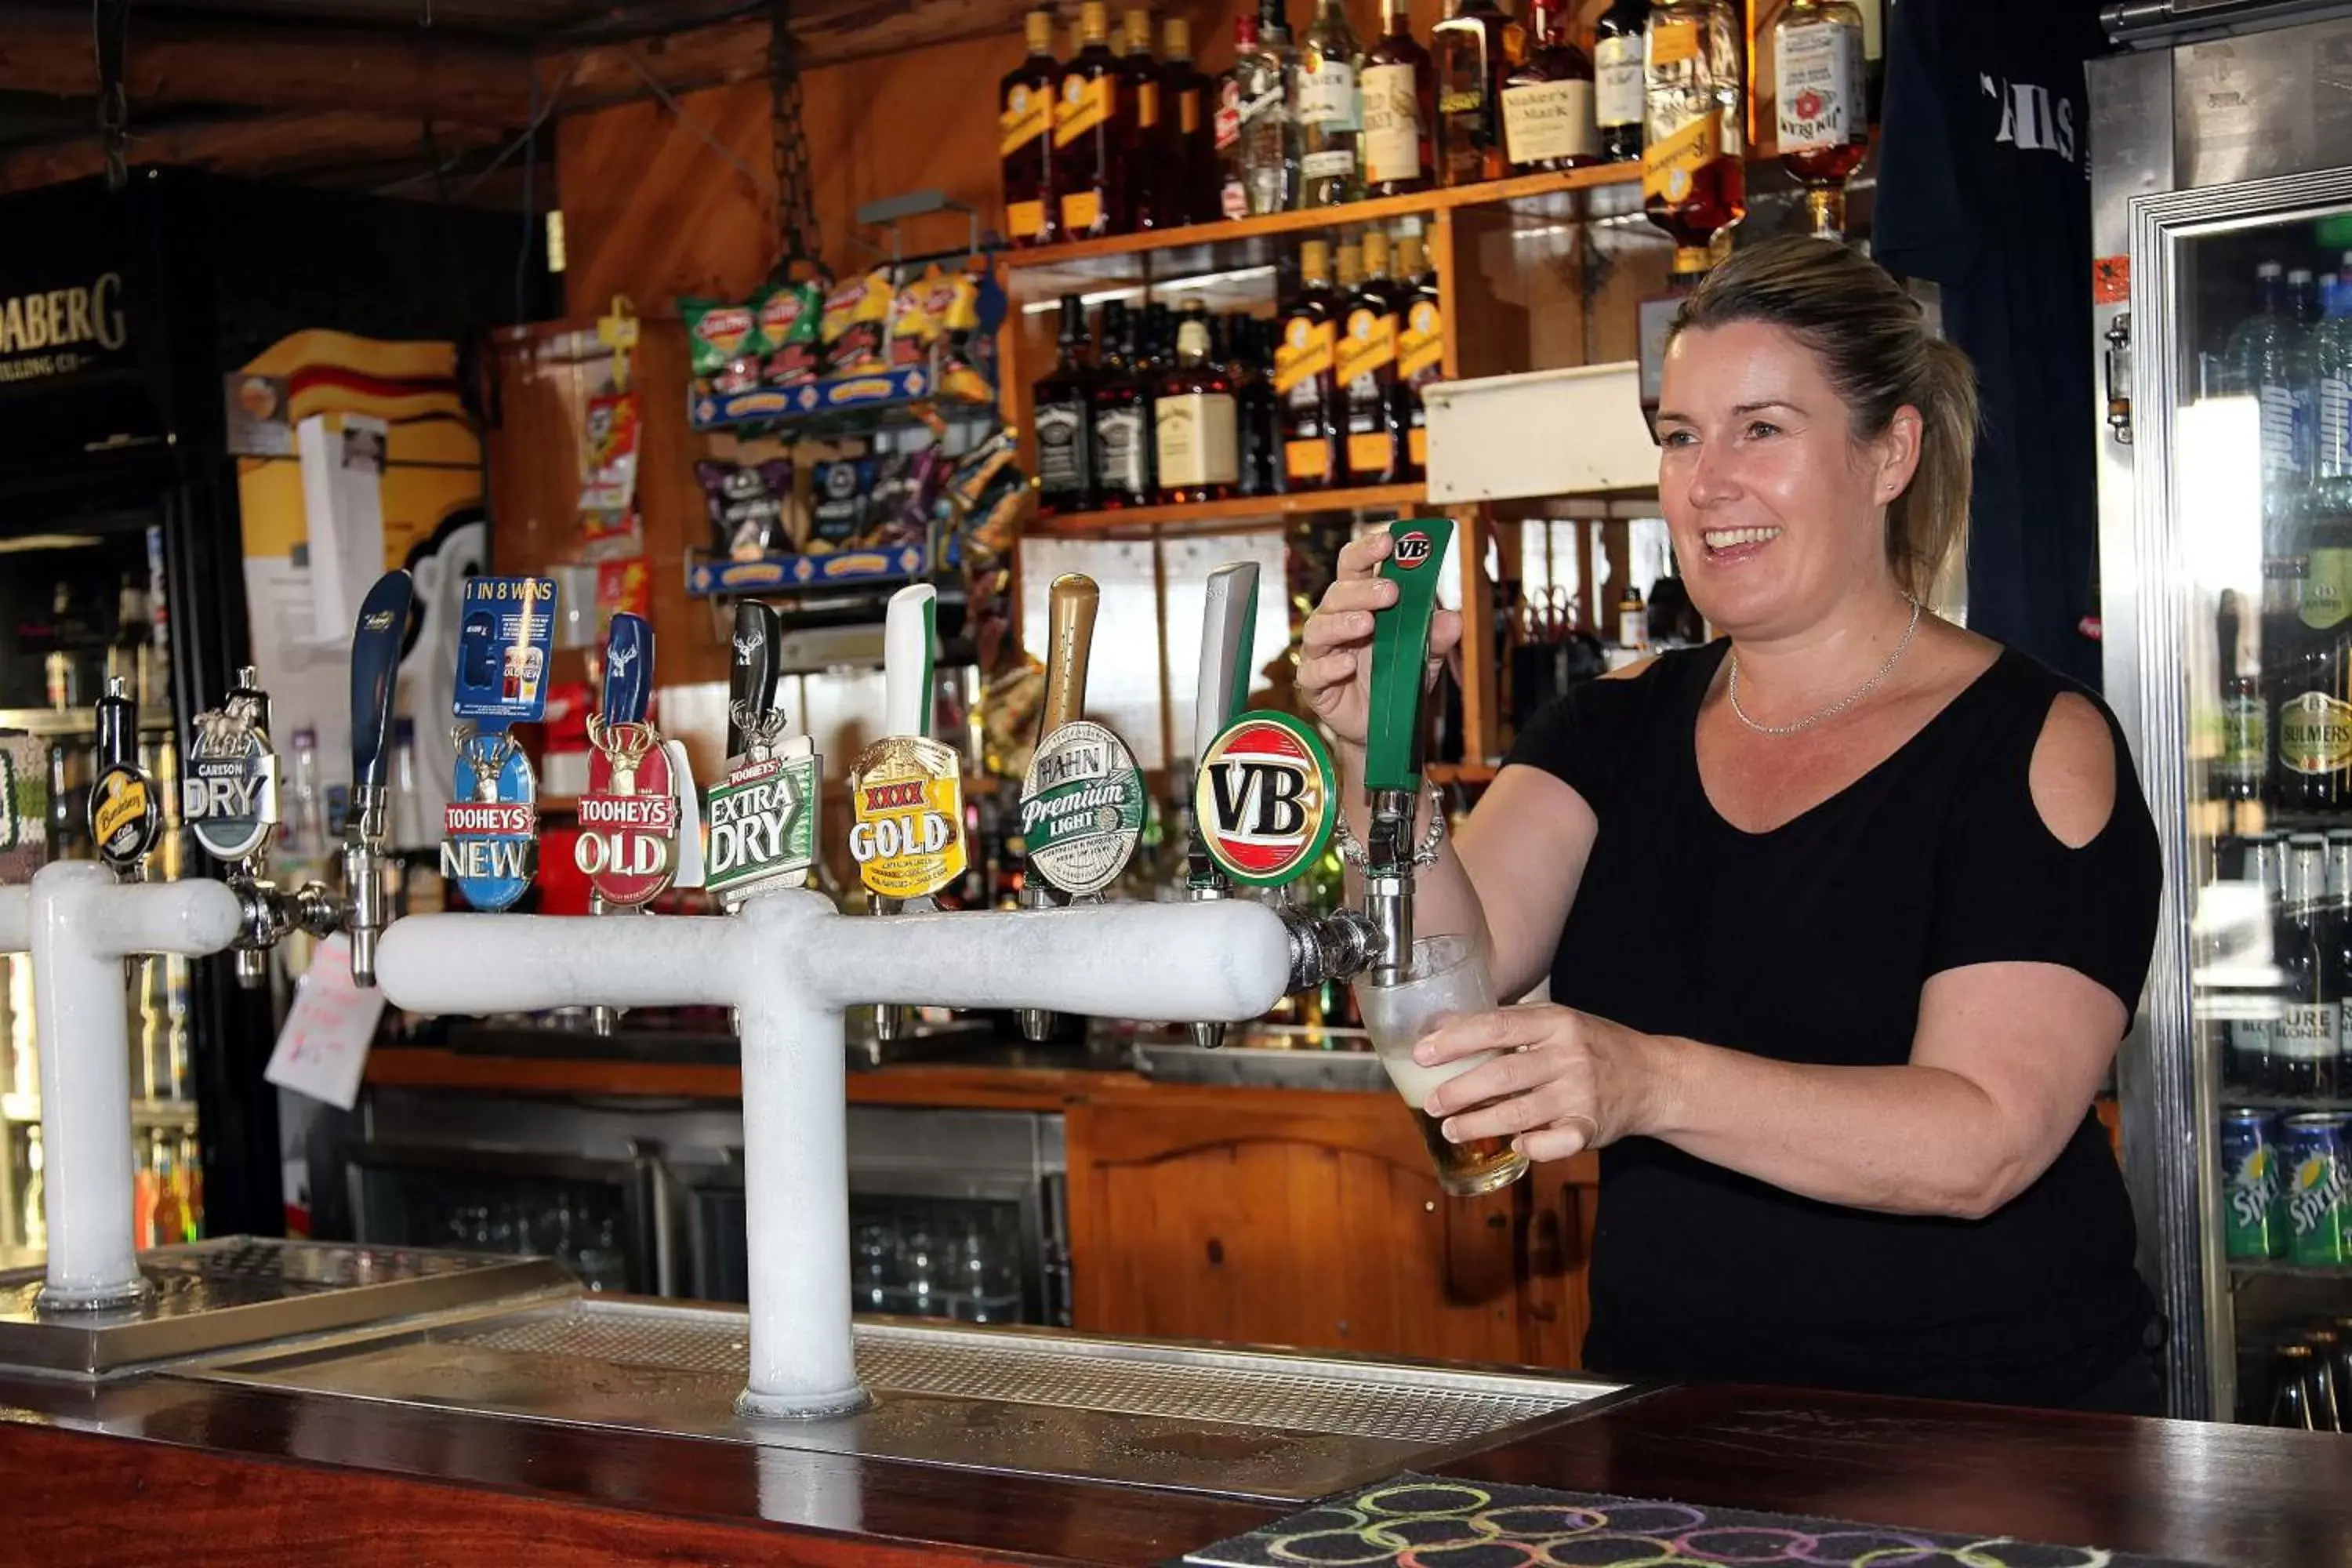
1020,719 -> 1145,898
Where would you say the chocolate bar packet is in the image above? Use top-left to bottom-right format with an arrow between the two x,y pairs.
681,297 -> 766,394
695,457 -> 794,560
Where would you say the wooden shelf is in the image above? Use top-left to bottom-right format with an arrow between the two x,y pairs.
1035,483 -> 1431,535
1000,164 -> 1640,294
1427,763 -> 1498,786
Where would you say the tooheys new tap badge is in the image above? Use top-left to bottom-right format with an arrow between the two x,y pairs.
1195,712 -> 1337,887
182,684 -> 280,862
704,706 -> 820,903
576,713 -> 679,906
1020,720 -> 1145,898
442,724 -> 538,911
849,735 -> 967,901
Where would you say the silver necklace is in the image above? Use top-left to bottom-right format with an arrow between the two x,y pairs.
1726,599 -> 1925,737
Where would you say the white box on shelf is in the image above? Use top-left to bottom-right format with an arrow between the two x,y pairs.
1424,361 -> 1657,505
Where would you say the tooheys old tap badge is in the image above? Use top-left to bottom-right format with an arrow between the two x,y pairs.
183,691 -> 280,862
575,715 -> 680,906
705,705 -> 821,902
1195,711 -> 1337,887
1020,720 -> 1145,898
850,735 -> 967,901
442,724 -> 538,911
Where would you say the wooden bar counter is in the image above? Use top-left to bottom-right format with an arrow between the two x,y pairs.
4,1362 -> 2350,1566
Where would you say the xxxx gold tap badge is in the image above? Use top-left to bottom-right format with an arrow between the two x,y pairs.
575,717 -> 679,907
848,735 -> 967,901
90,765 -> 159,869
1194,711 -> 1337,888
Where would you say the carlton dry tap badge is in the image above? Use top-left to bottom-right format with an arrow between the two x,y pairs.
705,706 -> 821,903
1020,720 -> 1145,898
849,736 -> 967,902
182,677 -> 280,862
1194,711 -> 1337,887
443,724 -> 539,911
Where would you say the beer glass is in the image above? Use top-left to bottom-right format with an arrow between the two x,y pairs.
1354,933 -> 1529,1196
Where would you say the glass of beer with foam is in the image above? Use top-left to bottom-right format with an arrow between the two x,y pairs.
1353,933 -> 1529,1197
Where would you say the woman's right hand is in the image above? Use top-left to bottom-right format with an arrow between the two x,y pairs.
1298,528 -> 1463,757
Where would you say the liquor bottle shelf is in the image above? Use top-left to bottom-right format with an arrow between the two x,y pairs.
999,165 -> 1642,295
1035,482 -> 1430,535
2220,1092 -> 2352,1113
1427,764 -> 1497,786
2229,1258 -> 2352,1280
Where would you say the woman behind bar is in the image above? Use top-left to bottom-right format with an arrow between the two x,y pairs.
1300,236 -> 2163,1413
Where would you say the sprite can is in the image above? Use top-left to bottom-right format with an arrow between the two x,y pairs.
2222,1108 -> 2285,1260
2282,1112 -> 2352,1266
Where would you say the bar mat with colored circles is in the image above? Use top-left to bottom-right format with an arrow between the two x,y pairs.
1178,1473 -> 2217,1567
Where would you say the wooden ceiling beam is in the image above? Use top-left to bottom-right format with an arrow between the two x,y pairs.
0,110 -> 510,191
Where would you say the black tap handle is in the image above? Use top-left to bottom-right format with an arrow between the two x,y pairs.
728,600 -> 782,756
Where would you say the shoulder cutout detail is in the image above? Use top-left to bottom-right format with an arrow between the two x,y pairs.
2028,692 -> 2118,851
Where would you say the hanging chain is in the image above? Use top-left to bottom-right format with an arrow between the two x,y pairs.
768,0 -> 818,263
93,0 -> 132,192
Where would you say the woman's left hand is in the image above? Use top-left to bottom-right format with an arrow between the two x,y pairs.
1415,1004 -> 1670,1163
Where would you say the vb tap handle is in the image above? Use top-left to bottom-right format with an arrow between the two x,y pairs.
1363,520 -> 1454,797
884,583 -> 939,741
727,601 -> 782,756
603,612 -> 654,725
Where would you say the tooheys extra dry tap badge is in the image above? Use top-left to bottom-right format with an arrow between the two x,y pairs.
849,735 -> 966,901
1020,720 -> 1145,898
1193,711 -> 1337,887
575,716 -> 680,906
443,724 -> 539,911
182,684 -> 280,862
705,706 -> 821,902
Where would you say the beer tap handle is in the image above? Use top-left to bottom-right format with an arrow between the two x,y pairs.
1360,518 -> 1455,982
343,568 -> 416,987
1018,575 -> 1099,1044
1186,562 -> 1260,1051
884,583 -> 938,742
604,612 -> 654,726
89,674 -> 161,877
727,601 -> 781,758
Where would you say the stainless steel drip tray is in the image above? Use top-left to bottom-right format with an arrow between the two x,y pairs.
0,1237 -> 577,1378
177,1297 -> 1617,1502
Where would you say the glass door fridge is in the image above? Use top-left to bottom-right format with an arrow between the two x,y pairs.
2095,14 -> 2352,1422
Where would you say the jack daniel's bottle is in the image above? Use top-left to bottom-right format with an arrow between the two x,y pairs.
1033,296 -> 1098,517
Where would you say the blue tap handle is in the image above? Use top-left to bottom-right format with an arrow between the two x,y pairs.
604,612 -> 653,724
349,570 -> 415,793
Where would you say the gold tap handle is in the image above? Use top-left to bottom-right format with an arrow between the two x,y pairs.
1040,573 -> 1100,735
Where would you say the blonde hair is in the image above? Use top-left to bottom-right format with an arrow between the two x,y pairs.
1667,236 -> 1979,603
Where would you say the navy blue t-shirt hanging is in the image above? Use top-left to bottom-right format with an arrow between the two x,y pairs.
1874,0 -> 2109,688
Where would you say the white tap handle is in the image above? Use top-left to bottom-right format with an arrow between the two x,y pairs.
883,583 -> 938,740
1193,561 -> 1260,762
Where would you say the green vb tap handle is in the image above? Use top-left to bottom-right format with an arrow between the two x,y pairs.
1363,519 -> 1455,796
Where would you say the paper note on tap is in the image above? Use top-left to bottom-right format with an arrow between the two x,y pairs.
263,934 -> 388,1110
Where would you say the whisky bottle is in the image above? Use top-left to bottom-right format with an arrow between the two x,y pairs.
1642,0 -> 1744,277
1091,299 -> 1156,507
1339,230 -> 1406,486
1275,241 -> 1343,492
1156,312 -> 1240,504
1296,0 -> 1365,207
1772,0 -> 1868,240
1502,0 -> 1599,173
1054,2 -> 1123,240
1592,0 -> 1649,163
1000,9 -> 1061,246
1118,9 -> 1167,230
1433,0 -> 1524,188
1160,17 -> 1215,224
1229,314 -> 1283,497
1396,233 -> 1443,477
1033,296 -> 1099,517
1362,0 -> 1436,197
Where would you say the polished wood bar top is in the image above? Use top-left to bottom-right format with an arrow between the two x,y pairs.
4,1367 -> 2348,1566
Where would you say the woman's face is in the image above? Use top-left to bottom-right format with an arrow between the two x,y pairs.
1654,319 -> 1919,641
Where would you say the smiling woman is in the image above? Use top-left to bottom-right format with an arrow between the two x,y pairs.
1297,236 -> 2166,1416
